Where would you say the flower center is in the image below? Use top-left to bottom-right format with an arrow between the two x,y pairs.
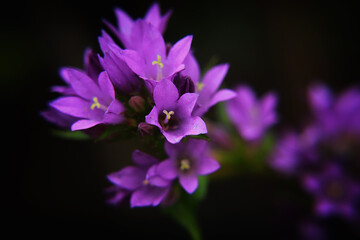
180,159 -> 191,171
142,179 -> 150,185
90,97 -> 107,111
158,110 -> 179,131
197,82 -> 204,91
152,54 -> 164,81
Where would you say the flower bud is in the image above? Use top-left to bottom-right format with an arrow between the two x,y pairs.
129,96 -> 145,112
173,73 -> 195,96
138,122 -> 155,136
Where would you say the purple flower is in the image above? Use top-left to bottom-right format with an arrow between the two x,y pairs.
269,131 -> 301,175
50,69 -> 125,131
302,164 -> 360,219
156,139 -> 220,194
107,150 -> 171,207
192,64 -> 237,116
226,85 -> 277,141
122,22 -> 192,91
105,3 -> 172,50
308,84 -> 360,138
145,79 -> 207,144
98,31 -> 142,94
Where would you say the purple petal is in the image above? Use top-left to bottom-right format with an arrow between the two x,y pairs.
71,119 -> 101,131
107,166 -> 146,190
130,185 -> 169,207
122,49 -> 147,78
50,97 -> 95,119
98,71 -> 115,100
182,51 -> 200,83
198,64 -> 229,104
196,156 -> 220,175
66,68 -> 103,100
164,140 -> 183,159
114,8 -> 133,36
106,186 -> 130,205
161,116 -> 207,144
167,35 -> 193,70
146,165 -> 171,187
153,80 -> 179,110
308,84 -> 332,112
132,150 -> 159,168
176,93 -> 199,116
145,106 -> 161,129
41,107 -> 78,128
194,89 -> 237,116
157,159 -> 178,180
179,174 -> 198,194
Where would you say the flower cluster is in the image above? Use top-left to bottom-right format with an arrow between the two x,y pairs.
42,3 -> 235,207
270,84 -> 360,220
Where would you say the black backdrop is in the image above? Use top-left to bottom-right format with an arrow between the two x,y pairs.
3,0 -> 360,238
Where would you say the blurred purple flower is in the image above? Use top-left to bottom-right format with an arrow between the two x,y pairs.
145,79 -> 207,144
156,139 -> 220,194
308,84 -> 360,138
226,85 -> 277,141
269,131 -> 301,175
50,70 -> 125,131
302,164 -> 360,220
107,150 -> 171,207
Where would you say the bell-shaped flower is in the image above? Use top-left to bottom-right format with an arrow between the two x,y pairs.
105,3 -> 172,50
145,79 -> 207,144
122,22 -> 193,92
107,150 -> 171,207
226,85 -> 277,141
50,69 -> 125,131
192,63 -> 237,116
156,139 -> 220,194
308,84 -> 360,138
302,164 -> 360,220
98,31 -> 142,94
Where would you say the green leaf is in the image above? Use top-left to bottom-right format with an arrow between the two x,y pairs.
187,134 -> 210,141
52,129 -> 90,140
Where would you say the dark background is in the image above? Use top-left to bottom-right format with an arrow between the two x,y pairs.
3,0 -> 360,238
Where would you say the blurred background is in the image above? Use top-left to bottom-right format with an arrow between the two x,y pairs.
3,0 -> 359,238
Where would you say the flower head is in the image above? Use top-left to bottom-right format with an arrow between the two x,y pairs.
49,69 -> 125,131
156,139 -> 220,193
226,85 -> 277,141
145,79 -> 207,144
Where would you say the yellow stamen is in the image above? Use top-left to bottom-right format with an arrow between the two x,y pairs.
90,97 -> 101,110
152,55 -> 164,81
197,82 -> 204,91
143,179 -> 149,185
152,55 -> 164,68
163,110 -> 174,120
180,159 -> 191,171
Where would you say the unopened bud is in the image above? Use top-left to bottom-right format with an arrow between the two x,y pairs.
138,122 -> 155,136
129,96 -> 145,112
173,73 -> 195,96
